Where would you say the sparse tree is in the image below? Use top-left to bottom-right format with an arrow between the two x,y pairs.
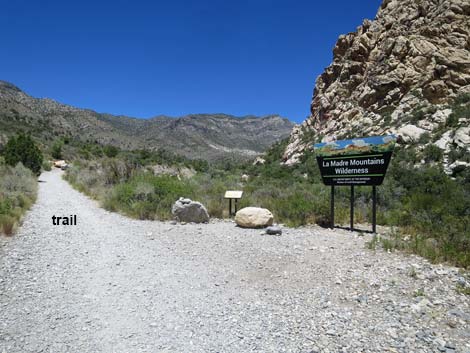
3,133 -> 43,175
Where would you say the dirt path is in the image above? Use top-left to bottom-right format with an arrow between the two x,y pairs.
1,169 -> 469,352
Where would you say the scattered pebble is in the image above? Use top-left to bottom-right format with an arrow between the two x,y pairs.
0,169 -> 469,352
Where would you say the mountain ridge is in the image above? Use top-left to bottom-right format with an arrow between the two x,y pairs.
0,80 -> 294,161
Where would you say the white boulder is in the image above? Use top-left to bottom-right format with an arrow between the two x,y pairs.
454,127 -> 470,148
397,124 -> 427,143
253,157 -> 266,166
235,207 -> 274,228
434,131 -> 453,151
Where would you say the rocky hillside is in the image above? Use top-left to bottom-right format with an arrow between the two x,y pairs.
284,0 -> 470,173
0,81 -> 293,161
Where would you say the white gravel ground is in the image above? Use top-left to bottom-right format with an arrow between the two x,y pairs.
1,169 -> 469,353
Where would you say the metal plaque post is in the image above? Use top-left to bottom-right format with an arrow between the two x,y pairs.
330,185 -> 335,228
224,191 -> 243,217
372,186 -> 377,233
350,185 -> 354,231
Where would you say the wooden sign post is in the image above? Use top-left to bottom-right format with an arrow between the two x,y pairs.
224,191 -> 243,216
314,135 -> 396,233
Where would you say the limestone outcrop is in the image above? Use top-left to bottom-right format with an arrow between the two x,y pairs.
283,0 -> 470,168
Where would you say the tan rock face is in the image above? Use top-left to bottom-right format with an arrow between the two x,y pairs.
283,0 -> 470,165
235,207 -> 274,228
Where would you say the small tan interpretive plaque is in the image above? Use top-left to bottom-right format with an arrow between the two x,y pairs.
224,191 -> 243,199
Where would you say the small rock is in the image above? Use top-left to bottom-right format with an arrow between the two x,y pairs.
445,342 -> 456,350
357,295 -> 368,304
448,309 -> 470,322
266,226 -> 282,235
326,329 -> 336,336
457,277 -> 468,287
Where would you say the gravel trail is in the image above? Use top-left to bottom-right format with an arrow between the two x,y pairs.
1,169 -> 469,353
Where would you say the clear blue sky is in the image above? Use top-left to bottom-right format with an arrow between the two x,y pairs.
1,0 -> 381,123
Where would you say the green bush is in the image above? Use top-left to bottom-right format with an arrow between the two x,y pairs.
382,165 -> 470,267
409,107 -> 426,124
103,145 -> 119,158
418,132 -> 431,144
422,144 -> 443,162
448,146 -> 470,164
51,140 -> 63,159
103,174 -> 194,220
42,160 -> 52,171
446,94 -> 470,128
453,92 -> 470,105
3,133 -> 43,175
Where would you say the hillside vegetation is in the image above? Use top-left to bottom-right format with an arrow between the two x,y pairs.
0,101 -> 468,267
64,123 -> 470,268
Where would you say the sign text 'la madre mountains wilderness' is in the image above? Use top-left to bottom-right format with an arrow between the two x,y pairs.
314,135 -> 397,186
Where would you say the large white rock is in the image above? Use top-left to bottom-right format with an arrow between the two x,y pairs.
454,127 -> 470,148
434,131 -> 453,151
171,198 -> 209,223
431,109 -> 452,124
397,124 -> 427,143
53,160 -> 67,168
253,157 -> 266,166
235,207 -> 274,228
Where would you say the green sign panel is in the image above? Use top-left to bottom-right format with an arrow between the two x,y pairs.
314,135 -> 396,186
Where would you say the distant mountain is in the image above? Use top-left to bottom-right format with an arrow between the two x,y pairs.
0,81 -> 294,160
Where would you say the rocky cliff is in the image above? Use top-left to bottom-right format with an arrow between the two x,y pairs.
0,81 -> 294,161
283,0 -> 470,172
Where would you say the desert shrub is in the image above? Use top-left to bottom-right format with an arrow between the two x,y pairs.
103,174 -> 194,220
446,94 -> 470,127
418,132 -> 431,144
422,144 -> 443,162
448,146 -> 470,164
42,160 -> 52,171
0,163 -> 37,235
408,107 -> 426,124
381,112 -> 392,127
51,139 -> 63,159
103,145 -> 119,158
0,215 -> 16,235
191,159 -> 209,173
78,143 -> 103,159
3,133 -> 43,175
383,165 -> 470,267
453,92 -> 470,105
